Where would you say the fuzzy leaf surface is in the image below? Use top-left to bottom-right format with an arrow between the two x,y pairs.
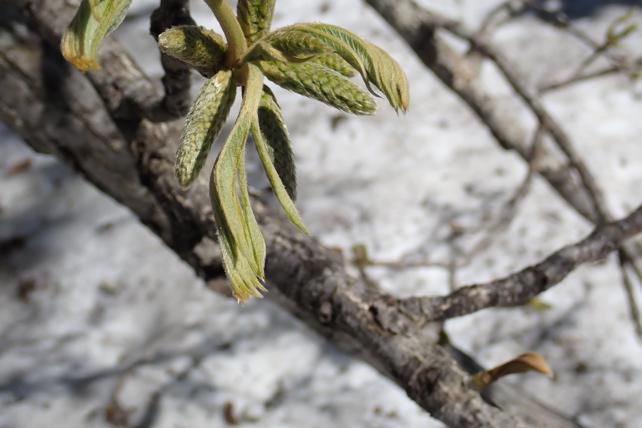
237,0 -> 276,43
211,65 -> 266,302
257,86 -> 297,201
175,70 -> 236,187
309,53 -> 356,77
264,29 -> 330,58
159,26 -> 226,74
270,23 -> 409,112
257,60 -> 376,115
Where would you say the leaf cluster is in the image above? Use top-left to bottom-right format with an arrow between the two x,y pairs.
61,0 -> 409,301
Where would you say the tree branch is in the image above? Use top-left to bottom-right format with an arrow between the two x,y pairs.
2,1 -> 629,426
364,0 -> 603,223
400,204 -> 642,321
365,0 -> 642,337
0,4 -> 531,427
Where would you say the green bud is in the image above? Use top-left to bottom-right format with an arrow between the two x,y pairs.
158,26 -> 227,74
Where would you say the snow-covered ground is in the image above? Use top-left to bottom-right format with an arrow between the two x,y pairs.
1,1 -> 641,427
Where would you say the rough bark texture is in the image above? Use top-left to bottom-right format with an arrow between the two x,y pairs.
402,206 -> 642,321
0,4 -> 525,427
2,1 -> 638,427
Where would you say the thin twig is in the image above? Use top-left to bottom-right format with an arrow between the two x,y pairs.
540,59 -> 642,93
365,124 -> 542,273
399,204 -> 642,322
365,0 -> 600,222
366,0 -> 642,335
476,0 -> 530,39
619,251 -> 642,340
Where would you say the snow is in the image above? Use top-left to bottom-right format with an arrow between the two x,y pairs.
1,1 -> 642,427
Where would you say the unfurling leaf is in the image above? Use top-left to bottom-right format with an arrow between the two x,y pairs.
159,26 -> 226,74
257,60 -> 376,115
257,86 -> 297,200
271,24 -> 409,112
473,352 -> 554,390
237,0 -> 276,43
250,87 -> 306,233
175,70 -> 236,187
211,65 -> 267,302
61,0 -> 132,71
211,181 -> 267,303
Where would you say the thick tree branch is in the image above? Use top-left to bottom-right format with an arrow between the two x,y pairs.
1,1 -> 627,426
0,4 -> 532,427
400,205 -> 642,321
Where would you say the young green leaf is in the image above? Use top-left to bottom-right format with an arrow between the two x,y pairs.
211,181 -> 267,303
213,111 -> 264,277
158,26 -> 227,74
270,23 -> 409,112
256,60 -> 376,115
238,153 -> 267,279
252,119 -> 308,234
264,29 -> 330,59
309,53 -> 356,78
175,70 -> 236,187
237,0 -> 276,44
211,65 -> 267,301
257,86 -> 297,200
61,0 -> 132,71
248,32 -> 355,76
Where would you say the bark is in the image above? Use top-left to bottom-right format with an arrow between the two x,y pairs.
3,1 -> 633,427
0,6 -> 522,427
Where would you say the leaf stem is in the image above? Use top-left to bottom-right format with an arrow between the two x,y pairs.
204,0 -> 247,67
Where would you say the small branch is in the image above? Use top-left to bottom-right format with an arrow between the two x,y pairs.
400,204 -> 642,321
619,252 -> 642,340
149,0 -> 195,120
476,0 -> 530,39
539,59 -> 642,93
532,4 -> 633,69
365,0 -> 600,223
366,0 -> 642,334
445,17 -> 611,224
1,8 -> 530,427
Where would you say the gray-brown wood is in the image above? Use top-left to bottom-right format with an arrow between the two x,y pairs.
3,1 -> 638,427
